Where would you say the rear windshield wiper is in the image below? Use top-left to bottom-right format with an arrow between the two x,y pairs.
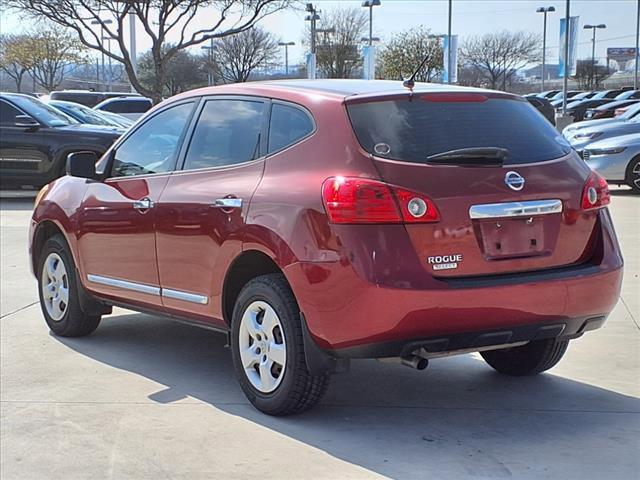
426,147 -> 509,166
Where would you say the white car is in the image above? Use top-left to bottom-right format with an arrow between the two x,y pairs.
582,133 -> 640,192
93,97 -> 153,121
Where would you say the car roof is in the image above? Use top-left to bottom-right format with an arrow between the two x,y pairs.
95,96 -> 151,105
179,79 -> 516,102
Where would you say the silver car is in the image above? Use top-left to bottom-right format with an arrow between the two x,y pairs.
563,102 -> 640,136
582,133 -> 640,192
564,116 -> 640,151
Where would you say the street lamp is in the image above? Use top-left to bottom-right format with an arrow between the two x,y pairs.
101,36 -> 114,92
536,6 -> 555,92
201,43 -> 218,86
305,3 -> 320,79
584,23 -> 607,89
91,19 -> 113,90
278,41 -> 295,76
361,0 -> 381,47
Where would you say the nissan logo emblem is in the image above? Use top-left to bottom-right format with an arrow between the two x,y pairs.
504,171 -> 525,191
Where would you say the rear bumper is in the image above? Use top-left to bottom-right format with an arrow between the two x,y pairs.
284,209 -> 623,355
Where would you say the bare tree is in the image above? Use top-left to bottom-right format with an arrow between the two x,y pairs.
5,0 -> 291,102
213,26 -> 279,83
0,34 -> 34,92
378,26 -> 442,82
574,59 -> 610,90
459,31 -> 540,90
139,45 -> 207,95
307,7 -> 367,79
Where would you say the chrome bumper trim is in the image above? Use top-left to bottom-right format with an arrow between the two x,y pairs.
469,199 -> 563,219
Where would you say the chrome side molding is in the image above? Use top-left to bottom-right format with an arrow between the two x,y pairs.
87,274 -> 161,296
469,199 -> 563,219
87,274 -> 208,305
162,288 -> 208,305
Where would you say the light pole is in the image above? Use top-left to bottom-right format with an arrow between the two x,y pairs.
102,36 -> 114,92
562,0 -> 570,115
91,19 -> 113,91
361,0 -> 381,47
305,3 -> 320,79
201,42 -> 217,86
447,0 -> 452,84
278,41 -> 295,76
584,23 -> 606,89
536,6 -> 555,92
636,0 -> 639,89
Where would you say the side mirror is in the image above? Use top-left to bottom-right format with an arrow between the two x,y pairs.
14,115 -> 39,129
67,151 -> 98,179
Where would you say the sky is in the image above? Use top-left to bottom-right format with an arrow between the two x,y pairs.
0,0 -> 636,69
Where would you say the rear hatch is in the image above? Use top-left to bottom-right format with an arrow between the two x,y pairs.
346,91 -> 597,278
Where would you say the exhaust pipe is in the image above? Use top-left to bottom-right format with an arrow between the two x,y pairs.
400,355 -> 429,371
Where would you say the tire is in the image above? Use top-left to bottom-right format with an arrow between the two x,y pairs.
625,156 -> 640,193
37,235 -> 101,337
480,338 -> 569,376
230,273 -> 330,415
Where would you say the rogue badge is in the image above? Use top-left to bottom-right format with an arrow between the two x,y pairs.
427,254 -> 463,271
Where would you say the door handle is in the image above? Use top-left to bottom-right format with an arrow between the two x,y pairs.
212,198 -> 243,209
133,197 -> 154,211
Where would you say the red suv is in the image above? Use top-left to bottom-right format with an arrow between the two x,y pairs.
30,80 -> 623,415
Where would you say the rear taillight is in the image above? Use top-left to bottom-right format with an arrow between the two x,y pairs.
581,171 -> 610,210
321,176 -> 440,224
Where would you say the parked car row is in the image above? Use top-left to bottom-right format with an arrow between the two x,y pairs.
562,102 -> 640,192
527,88 -> 639,122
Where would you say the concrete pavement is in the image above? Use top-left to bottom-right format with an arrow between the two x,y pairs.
1,190 -> 639,480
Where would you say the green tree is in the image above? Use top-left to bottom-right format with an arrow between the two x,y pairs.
378,26 -> 443,82
0,34 -> 36,92
29,29 -> 86,91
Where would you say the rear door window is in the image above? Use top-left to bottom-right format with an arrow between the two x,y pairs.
268,103 -> 314,153
347,94 -> 572,165
182,99 -> 265,170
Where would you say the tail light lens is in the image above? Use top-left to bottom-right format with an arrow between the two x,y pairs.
322,176 -> 440,224
581,171 -> 610,210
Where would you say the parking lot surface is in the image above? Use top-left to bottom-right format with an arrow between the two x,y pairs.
1,190 -> 639,480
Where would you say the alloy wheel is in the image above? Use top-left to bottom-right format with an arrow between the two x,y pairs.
238,300 -> 287,393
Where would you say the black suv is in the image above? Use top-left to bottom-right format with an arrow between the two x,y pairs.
0,93 -> 122,189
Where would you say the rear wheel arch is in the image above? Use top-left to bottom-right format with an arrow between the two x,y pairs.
222,250 -> 290,326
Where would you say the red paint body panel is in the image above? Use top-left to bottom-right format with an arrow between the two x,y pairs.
155,161 -> 265,324
29,80 -> 624,356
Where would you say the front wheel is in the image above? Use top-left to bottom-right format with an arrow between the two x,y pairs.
37,235 -> 101,337
230,274 -> 329,415
625,156 -> 640,193
480,338 -> 569,376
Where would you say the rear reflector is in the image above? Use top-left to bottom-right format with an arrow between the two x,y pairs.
581,171 -> 610,210
322,176 -> 440,224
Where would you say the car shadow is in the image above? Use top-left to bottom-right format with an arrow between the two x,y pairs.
54,312 -> 640,478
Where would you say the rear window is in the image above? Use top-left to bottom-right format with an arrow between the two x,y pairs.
347,95 -> 572,165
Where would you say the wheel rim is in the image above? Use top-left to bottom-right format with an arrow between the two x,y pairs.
632,161 -> 640,189
41,252 -> 69,322
238,301 -> 287,393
